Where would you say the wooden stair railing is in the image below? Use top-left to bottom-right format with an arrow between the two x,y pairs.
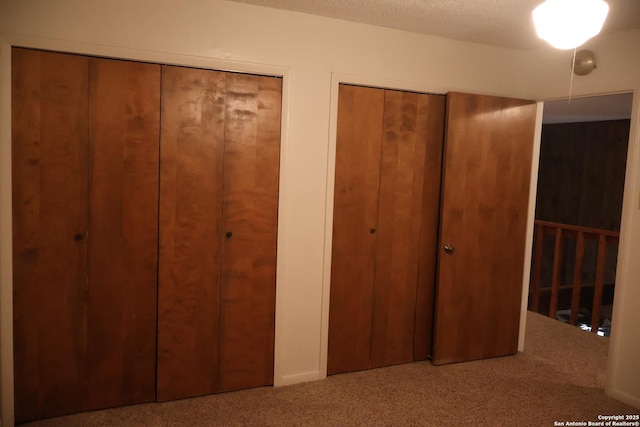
530,220 -> 620,333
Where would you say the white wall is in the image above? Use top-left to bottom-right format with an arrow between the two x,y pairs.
523,29 -> 640,410
524,29 -> 640,100
609,88 -> 640,409
2,0 -> 637,424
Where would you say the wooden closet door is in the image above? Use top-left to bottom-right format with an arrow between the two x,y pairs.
433,92 -> 536,365
12,48 -> 90,423
157,65 -> 225,401
218,73 -> 281,391
87,58 -> 160,408
328,84 -> 385,375
370,91 -> 443,368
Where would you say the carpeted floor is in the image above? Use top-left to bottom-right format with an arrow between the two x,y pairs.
23,311 -> 637,426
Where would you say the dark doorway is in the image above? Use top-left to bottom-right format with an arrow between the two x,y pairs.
529,93 -> 633,337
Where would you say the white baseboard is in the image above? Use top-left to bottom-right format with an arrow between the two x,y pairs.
275,370 -> 322,387
607,388 -> 640,410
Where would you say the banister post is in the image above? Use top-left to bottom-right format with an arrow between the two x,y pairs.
549,227 -> 563,319
570,231 -> 585,325
591,234 -> 607,334
531,223 -> 544,313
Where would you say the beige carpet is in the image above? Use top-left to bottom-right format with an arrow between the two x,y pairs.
23,311 -> 637,426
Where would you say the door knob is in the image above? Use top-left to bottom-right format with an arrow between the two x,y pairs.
444,244 -> 455,254
225,231 -> 233,238
370,228 -> 376,234
74,233 -> 84,241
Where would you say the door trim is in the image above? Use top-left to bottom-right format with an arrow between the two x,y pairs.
605,87 -> 640,410
518,102 -> 544,351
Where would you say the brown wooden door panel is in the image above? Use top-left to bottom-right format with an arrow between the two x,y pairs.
328,84 -> 385,375
218,73 -> 281,391
370,90 -> 438,368
12,48 -> 90,423
433,92 -> 536,365
87,58 -> 160,408
414,94 -> 446,361
157,65 -> 226,401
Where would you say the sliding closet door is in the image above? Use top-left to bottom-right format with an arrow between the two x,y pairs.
218,73 -> 281,391
12,48 -> 90,423
328,85 -> 385,375
370,90 -> 443,367
433,92 -> 536,365
87,58 -> 160,408
157,65 -> 225,401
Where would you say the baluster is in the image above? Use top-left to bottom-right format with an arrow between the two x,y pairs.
569,231 -> 585,325
549,227 -> 563,319
591,234 -> 607,334
531,224 -> 544,312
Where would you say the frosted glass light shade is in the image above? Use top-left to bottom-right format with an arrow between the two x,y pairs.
532,0 -> 609,49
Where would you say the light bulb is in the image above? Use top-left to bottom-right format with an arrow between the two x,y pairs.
532,0 -> 609,49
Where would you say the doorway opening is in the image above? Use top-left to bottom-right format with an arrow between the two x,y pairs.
528,92 -> 633,337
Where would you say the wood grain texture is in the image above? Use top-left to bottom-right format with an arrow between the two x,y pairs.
370,90 -> 436,368
12,48 -> 90,423
157,66 -> 226,401
529,221 -> 618,317
413,94 -> 445,361
87,58 -> 160,409
433,92 -> 536,365
549,228 -> 563,318
530,224 -> 544,313
328,85 -> 384,375
591,235 -> 607,333
218,73 -> 281,391
536,120 -> 629,231
570,232 -> 585,325
533,120 -> 628,292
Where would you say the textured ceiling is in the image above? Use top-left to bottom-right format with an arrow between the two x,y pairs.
229,0 -> 640,50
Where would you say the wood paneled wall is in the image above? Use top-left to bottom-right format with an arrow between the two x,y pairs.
536,120 -> 629,231
534,120 -> 629,289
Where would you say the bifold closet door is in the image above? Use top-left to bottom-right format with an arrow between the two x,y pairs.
328,84 -> 444,375
370,90 -> 443,368
12,48 -> 90,423
87,58 -> 160,409
432,92 -> 536,365
12,49 -> 160,422
158,67 -> 281,399
328,85 -> 385,375
218,73 -> 281,392
157,65 -> 225,401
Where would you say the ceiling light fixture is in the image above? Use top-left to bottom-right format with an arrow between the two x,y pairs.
532,0 -> 609,49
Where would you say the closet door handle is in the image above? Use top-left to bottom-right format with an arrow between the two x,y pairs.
370,228 -> 376,234
74,233 -> 85,241
444,244 -> 455,254
225,231 -> 233,239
